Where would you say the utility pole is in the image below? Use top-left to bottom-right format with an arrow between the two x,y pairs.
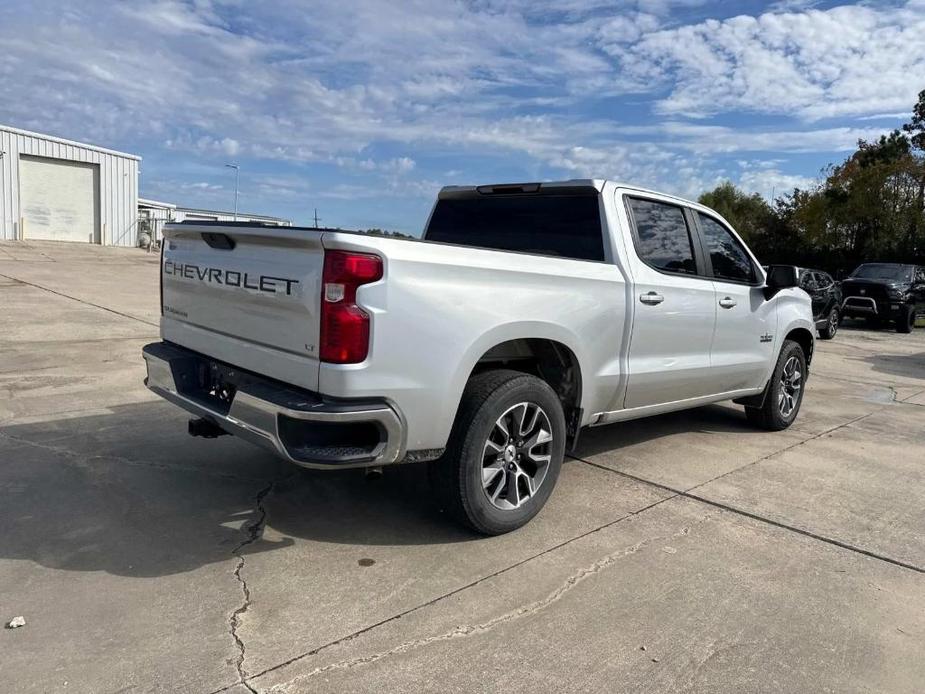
313,208 -> 321,228
225,163 -> 239,221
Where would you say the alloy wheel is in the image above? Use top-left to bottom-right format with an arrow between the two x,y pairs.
778,355 -> 802,418
481,402 -> 553,510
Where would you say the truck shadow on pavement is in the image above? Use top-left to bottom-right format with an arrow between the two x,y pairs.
0,399 -> 759,578
573,403 -> 755,458
0,402 -> 474,579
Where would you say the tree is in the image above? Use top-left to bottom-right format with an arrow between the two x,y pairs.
697,181 -> 773,242
902,89 -> 925,152
361,228 -> 415,239
901,89 -> 925,255
698,93 -> 925,274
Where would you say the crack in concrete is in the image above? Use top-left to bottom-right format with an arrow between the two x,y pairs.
209,492 -> 680,694
229,480 -> 276,693
228,472 -> 297,693
897,388 -> 925,407
265,515 -> 715,692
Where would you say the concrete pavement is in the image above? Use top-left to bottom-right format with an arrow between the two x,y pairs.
1,240 -> 923,693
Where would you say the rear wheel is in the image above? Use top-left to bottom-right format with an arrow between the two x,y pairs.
818,308 -> 839,340
897,305 -> 915,334
745,340 -> 806,431
430,370 -> 565,535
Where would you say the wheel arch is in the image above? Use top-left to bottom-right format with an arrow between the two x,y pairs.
452,326 -> 587,446
785,326 -> 815,366
735,323 -> 814,410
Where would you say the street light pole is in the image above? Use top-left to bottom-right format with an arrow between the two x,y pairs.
225,163 -> 239,221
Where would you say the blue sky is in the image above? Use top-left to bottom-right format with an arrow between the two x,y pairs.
2,1 -> 924,233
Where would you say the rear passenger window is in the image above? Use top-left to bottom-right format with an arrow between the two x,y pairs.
697,213 -> 757,284
626,198 -> 696,275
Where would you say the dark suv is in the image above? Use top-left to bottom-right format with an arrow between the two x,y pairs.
799,268 -> 842,339
840,263 -> 925,333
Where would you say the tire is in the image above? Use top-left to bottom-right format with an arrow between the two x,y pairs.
896,305 -> 915,334
430,370 -> 566,535
744,340 -> 807,431
818,308 -> 839,340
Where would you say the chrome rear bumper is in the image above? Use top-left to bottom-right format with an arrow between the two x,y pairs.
142,342 -> 404,469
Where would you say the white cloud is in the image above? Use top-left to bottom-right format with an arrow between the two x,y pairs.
627,122 -> 889,154
856,112 -> 911,121
738,169 -> 817,200
602,2 -> 925,121
185,181 -> 224,192
597,13 -> 661,44
221,138 -> 240,157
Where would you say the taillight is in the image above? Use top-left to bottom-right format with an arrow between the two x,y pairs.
320,250 -> 383,364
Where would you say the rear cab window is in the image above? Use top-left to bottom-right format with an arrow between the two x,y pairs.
424,191 -> 605,262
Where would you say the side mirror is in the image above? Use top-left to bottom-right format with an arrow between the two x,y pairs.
764,265 -> 799,300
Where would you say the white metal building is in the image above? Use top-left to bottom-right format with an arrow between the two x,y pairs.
0,124 -> 140,246
138,198 -> 291,244
138,198 -> 291,226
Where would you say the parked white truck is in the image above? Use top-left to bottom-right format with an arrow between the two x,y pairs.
143,180 -> 814,534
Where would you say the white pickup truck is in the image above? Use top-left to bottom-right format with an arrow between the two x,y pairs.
143,180 -> 814,534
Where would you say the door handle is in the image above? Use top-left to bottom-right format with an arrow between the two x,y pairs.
719,296 -> 737,309
639,291 -> 664,305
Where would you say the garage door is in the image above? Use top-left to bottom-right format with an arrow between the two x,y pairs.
19,155 -> 100,243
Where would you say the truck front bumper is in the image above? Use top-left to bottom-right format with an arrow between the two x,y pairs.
841,297 -> 903,320
142,341 -> 405,469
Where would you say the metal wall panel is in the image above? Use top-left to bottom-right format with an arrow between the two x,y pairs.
0,124 -> 140,246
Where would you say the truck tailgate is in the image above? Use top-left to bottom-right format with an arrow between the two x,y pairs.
160,225 -> 323,390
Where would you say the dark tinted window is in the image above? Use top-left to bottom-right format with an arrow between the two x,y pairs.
627,198 -> 696,275
850,264 -> 912,281
697,213 -> 756,283
425,194 -> 604,262
816,272 -> 833,288
799,270 -> 816,291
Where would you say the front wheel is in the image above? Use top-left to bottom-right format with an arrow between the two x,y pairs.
431,370 -> 566,535
745,340 -> 807,431
818,308 -> 839,340
896,305 -> 915,334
